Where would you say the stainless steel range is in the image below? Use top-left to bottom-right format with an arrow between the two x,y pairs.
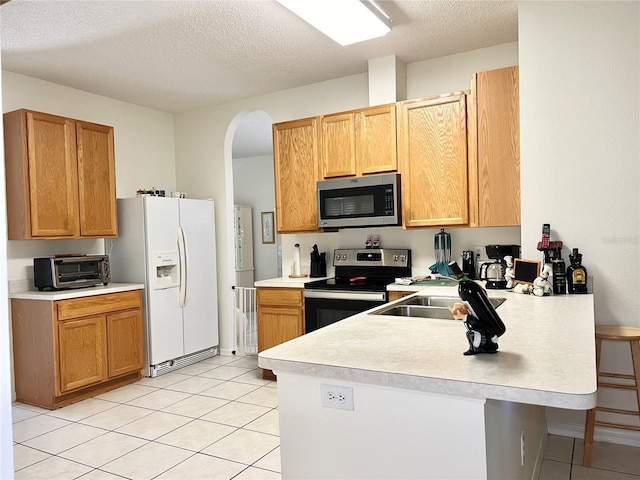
304,248 -> 411,333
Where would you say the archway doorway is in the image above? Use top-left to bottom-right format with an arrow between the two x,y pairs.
224,109 -> 280,354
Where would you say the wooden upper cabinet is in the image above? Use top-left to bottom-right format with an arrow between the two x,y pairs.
273,117 -> 322,233
357,104 -> 397,175
77,121 -> 118,236
471,66 -> 520,227
3,109 -> 118,239
321,112 -> 356,178
321,104 -> 397,178
398,93 -> 470,228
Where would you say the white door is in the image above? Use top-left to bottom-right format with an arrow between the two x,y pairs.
144,197 -> 184,364
179,198 -> 219,354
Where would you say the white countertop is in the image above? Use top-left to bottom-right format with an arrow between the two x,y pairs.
259,284 -> 597,410
9,283 -> 144,301
254,276 -> 330,289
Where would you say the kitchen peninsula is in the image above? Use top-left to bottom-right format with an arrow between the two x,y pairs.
259,284 -> 596,479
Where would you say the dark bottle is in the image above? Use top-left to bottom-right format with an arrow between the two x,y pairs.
552,247 -> 566,294
567,248 -> 588,294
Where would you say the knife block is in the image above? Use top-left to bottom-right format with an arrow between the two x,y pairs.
310,252 -> 327,278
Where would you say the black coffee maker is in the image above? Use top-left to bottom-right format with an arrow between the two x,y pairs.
480,245 -> 520,289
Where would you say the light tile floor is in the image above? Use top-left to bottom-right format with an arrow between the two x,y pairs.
12,354 -> 640,480
12,355 -> 281,480
539,434 -> 640,480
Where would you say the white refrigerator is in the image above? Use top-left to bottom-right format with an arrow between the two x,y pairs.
234,205 -> 254,288
108,196 -> 219,377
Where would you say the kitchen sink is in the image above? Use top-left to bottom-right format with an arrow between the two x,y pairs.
378,305 -> 457,320
403,295 -> 506,310
371,295 -> 506,320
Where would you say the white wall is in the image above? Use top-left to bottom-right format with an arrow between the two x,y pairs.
233,154 -> 278,281
519,1 -> 640,444
174,44 -> 521,355
2,71 -> 177,286
0,50 -> 15,478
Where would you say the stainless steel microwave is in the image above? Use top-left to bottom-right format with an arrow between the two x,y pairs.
317,173 -> 401,228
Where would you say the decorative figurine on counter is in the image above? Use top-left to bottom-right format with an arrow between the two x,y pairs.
449,301 -> 500,355
532,264 -> 553,297
504,255 -> 515,289
513,283 -> 533,294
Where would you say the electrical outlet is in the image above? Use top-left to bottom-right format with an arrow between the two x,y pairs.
474,245 -> 484,260
520,431 -> 525,466
321,384 -> 354,411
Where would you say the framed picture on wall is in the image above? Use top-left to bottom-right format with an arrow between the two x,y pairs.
261,212 -> 274,244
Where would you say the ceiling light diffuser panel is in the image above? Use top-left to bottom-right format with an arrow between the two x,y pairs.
277,0 -> 391,46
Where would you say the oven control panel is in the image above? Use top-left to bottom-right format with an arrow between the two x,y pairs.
333,249 -> 410,267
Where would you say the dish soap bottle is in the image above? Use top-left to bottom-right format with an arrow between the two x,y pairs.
567,248 -> 588,293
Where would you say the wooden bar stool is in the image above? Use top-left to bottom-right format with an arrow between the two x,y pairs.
583,325 -> 640,467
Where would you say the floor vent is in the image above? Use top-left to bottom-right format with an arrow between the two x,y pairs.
149,347 -> 218,377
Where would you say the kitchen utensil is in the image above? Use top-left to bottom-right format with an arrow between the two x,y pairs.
429,229 -> 454,276
310,244 -> 326,278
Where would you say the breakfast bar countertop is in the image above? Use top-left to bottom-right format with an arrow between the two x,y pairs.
259,284 -> 597,410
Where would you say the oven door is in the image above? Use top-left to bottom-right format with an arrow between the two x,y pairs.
304,290 -> 387,333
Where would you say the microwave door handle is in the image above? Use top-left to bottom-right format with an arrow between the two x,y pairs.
177,226 -> 187,307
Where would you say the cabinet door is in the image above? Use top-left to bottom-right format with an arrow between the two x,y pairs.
357,104 -> 397,175
321,112 -> 356,178
107,309 -> 144,378
474,66 -> 520,226
398,93 -> 469,227
25,111 -> 80,237
57,315 -> 108,393
273,118 -> 322,233
257,306 -> 304,353
77,121 -> 118,236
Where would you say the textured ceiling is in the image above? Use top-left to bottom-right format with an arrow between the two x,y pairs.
1,0 -> 518,115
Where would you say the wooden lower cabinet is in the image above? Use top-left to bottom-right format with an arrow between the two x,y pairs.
11,289 -> 144,409
388,291 -> 417,302
257,287 -> 304,380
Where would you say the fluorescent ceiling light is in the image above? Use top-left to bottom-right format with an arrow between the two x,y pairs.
277,0 -> 391,46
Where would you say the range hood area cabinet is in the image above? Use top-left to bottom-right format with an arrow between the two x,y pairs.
321,104 -> 397,178
272,117 -> 323,233
3,109 -> 118,240
398,92 -> 470,228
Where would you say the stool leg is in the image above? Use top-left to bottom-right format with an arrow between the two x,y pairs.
583,409 -> 596,467
631,340 -> 640,418
583,336 -> 602,467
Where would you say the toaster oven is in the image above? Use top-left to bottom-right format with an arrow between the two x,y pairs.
34,255 -> 111,291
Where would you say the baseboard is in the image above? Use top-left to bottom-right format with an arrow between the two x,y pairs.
532,432 -> 547,480
547,420 -> 640,447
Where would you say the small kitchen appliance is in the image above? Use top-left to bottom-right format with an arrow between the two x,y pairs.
304,248 -> 411,332
34,254 -> 110,291
461,250 -> 475,279
317,173 -> 401,228
479,245 -> 520,289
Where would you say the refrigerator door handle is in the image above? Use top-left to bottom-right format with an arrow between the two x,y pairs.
177,226 -> 187,307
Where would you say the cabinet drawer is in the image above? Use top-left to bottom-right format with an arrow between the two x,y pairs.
57,291 -> 142,321
257,288 -> 303,307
